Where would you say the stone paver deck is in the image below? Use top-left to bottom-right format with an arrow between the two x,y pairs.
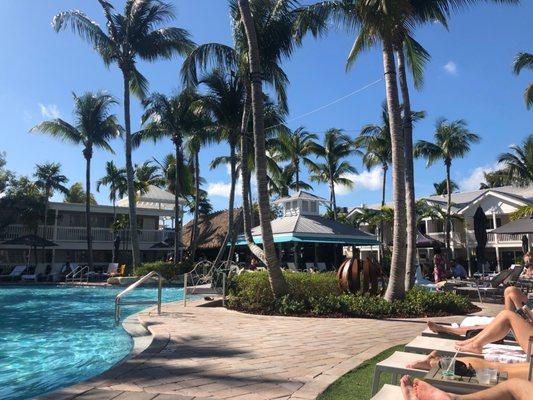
42,301 -> 502,400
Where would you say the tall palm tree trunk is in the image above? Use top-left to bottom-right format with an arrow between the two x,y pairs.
122,72 -> 141,268
382,40 -> 406,301
378,164 -> 387,262
85,152 -> 94,271
295,160 -> 300,192
112,197 -> 117,263
41,188 -> 50,264
445,161 -> 452,260
330,179 -> 338,221
241,86 -> 263,259
189,150 -> 201,262
397,49 -> 416,291
173,140 -> 182,265
238,0 -> 288,297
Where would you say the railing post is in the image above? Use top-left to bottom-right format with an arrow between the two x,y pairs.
157,273 -> 162,315
183,273 -> 188,307
222,273 -> 226,307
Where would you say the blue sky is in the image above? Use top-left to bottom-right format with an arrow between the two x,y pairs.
1,1 -> 531,221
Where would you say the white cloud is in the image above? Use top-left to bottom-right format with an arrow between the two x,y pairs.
459,163 -> 498,192
335,167 -> 383,195
443,61 -> 458,76
206,179 -> 243,198
38,103 -> 61,119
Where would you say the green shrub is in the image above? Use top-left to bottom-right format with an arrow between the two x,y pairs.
228,272 -> 477,318
133,261 -> 190,281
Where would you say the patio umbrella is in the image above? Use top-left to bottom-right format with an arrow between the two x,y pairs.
2,234 -> 58,267
473,206 -> 488,274
522,235 -> 529,254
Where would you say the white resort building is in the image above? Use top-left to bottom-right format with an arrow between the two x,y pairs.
0,185 -> 183,270
348,186 -> 533,272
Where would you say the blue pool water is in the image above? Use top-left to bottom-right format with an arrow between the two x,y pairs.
0,285 -> 183,400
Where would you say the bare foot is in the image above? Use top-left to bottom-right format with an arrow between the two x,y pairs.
413,379 -> 453,400
455,341 -> 483,354
400,375 -> 418,400
427,321 -> 446,333
406,350 -> 439,370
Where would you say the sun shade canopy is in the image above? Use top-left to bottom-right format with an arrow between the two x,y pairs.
491,217 -> 533,234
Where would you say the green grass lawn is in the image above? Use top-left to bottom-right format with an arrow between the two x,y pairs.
318,345 -> 404,400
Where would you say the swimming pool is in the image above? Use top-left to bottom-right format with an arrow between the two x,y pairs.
0,285 -> 183,400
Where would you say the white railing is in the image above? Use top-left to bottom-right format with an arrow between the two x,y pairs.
115,271 -> 162,325
426,230 -> 523,246
0,224 -> 166,243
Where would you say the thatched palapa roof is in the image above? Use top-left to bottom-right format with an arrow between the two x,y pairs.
182,208 -> 244,249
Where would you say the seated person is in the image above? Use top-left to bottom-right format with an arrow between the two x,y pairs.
401,375 -> 532,400
451,259 -> 467,279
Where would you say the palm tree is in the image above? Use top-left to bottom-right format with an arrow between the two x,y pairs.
64,182 -> 98,205
479,169 -> 513,189
307,129 -> 356,220
53,0 -> 195,267
268,164 -> 312,198
513,52 -> 533,109
270,127 -> 318,192
135,160 -> 165,193
196,69 -> 244,265
237,0 -> 288,297
433,179 -> 459,195
34,162 -> 69,239
96,161 -> 127,222
135,90 -> 206,265
497,134 -> 533,186
31,92 -> 120,271
414,118 -> 480,258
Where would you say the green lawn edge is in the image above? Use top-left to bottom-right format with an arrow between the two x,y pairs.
318,344 -> 405,400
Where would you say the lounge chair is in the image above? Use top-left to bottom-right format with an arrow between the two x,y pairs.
454,268 -> 513,303
316,262 -> 327,272
371,384 -> 401,400
46,263 -> 65,282
305,262 -> 315,271
21,264 -> 49,282
86,263 -> 119,281
505,264 -> 525,285
286,262 -> 298,272
371,351 -> 427,395
0,265 -> 27,281
414,266 -> 437,291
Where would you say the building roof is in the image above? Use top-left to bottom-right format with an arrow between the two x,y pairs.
491,217 -> 533,234
348,186 -> 533,217
182,209 -> 245,250
237,214 -> 379,245
117,185 -> 185,211
272,191 -> 329,204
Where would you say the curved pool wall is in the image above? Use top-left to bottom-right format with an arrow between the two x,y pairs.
0,285 -> 183,400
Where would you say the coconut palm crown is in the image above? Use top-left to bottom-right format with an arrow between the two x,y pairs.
497,134 -> 533,186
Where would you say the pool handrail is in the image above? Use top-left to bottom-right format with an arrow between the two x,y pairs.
115,270 -> 162,325
65,265 -> 89,283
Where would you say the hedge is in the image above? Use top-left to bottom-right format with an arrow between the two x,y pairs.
227,271 -> 477,318
133,260 -> 193,281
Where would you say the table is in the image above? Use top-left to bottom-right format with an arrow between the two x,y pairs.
424,365 -> 507,394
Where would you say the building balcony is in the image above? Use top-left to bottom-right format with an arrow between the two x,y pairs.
426,230 -> 523,247
0,224 -> 168,244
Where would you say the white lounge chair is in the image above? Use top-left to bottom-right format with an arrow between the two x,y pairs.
0,265 -> 27,281
305,262 -> 314,271
287,262 -> 298,272
371,351 -> 427,395
371,384 -> 401,400
415,266 -> 437,291
21,264 -> 48,281
316,262 -> 327,272
46,263 -> 64,282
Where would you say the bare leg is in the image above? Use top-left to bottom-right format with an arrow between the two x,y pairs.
457,358 -> 529,379
406,350 -> 439,370
456,310 -> 533,354
401,376 -> 533,400
504,286 -> 527,311
427,321 -> 487,337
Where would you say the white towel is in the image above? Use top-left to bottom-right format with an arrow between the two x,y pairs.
482,343 -> 527,364
450,316 -> 495,329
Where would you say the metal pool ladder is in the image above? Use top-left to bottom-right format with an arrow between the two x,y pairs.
115,270 -> 162,325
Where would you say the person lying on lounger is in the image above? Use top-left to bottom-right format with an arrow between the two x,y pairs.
426,286 -> 530,338
400,375 -> 532,400
405,350 -> 529,379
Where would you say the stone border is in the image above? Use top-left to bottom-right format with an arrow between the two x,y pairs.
36,308 -> 159,400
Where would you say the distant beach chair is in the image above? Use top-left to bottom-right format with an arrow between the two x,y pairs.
316,262 -> 327,272
46,263 -> 64,282
21,264 -> 48,281
454,268 -> 513,303
0,265 -> 27,281
305,262 -> 315,271
287,262 -> 298,272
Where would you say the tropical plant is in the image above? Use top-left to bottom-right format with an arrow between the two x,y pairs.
236,0 -> 289,297
96,160 -> 127,221
0,152 -> 15,195
134,160 -> 165,193
34,162 -> 69,240
270,126 -> 318,192
497,134 -> 533,186
31,92 -> 120,271
307,128 -> 356,221
479,169 -> 513,189
510,204 -> 533,221
433,179 -> 459,195
53,0 -> 195,267
64,182 -> 98,205
268,164 -> 312,198
135,89 -> 206,265
414,118 -> 480,259
513,52 -> 533,109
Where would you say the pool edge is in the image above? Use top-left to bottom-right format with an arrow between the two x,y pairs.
35,307 -> 165,400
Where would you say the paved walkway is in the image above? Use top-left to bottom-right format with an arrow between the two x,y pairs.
41,301 -> 502,400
